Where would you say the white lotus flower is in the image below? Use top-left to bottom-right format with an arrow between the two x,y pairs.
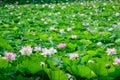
67,27 -> 72,31
71,35 -> 77,39
68,53 -> 78,59
97,42 -> 102,46
42,47 -> 57,56
59,29 -> 64,33
20,46 -> 33,56
106,48 -> 117,55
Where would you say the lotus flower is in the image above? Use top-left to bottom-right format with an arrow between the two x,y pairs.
42,47 -> 57,56
57,43 -> 66,48
34,46 -> 41,51
20,46 -> 33,56
68,53 -> 78,59
106,48 -> 117,55
59,29 -> 64,33
113,58 -> 120,65
67,27 -> 72,31
97,42 -> 102,46
4,52 -> 16,60
71,35 -> 77,39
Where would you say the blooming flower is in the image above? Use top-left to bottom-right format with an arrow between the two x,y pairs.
20,46 -> 33,56
42,47 -> 57,56
113,58 -> 120,65
42,48 -> 48,54
71,35 -> 77,39
49,47 -> 57,54
34,46 -> 41,51
4,52 -> 16,60
57,43 -> 66,48
106,48 -> 117,55
50,27 -> 56,30
59,29 -> 64,33
115,12 -> 119,16
67,27 -> 72,31
68,53 -> 78,59
97,42 -> 102,46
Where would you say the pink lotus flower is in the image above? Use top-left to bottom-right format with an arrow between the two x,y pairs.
49,47 -> 57,54
42,48 -> 48,54
106,48 -> 117,55
4,52 -> 16,60
113,58 -> 120,65
20,46 -> 33,56
42,47 -> 57,56
34,46 -> 41,51
57,43 -> 66,48
68,53 -> 78,59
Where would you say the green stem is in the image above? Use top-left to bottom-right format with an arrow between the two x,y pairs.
107,69 -> 108,80
42,66 -> 44,80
